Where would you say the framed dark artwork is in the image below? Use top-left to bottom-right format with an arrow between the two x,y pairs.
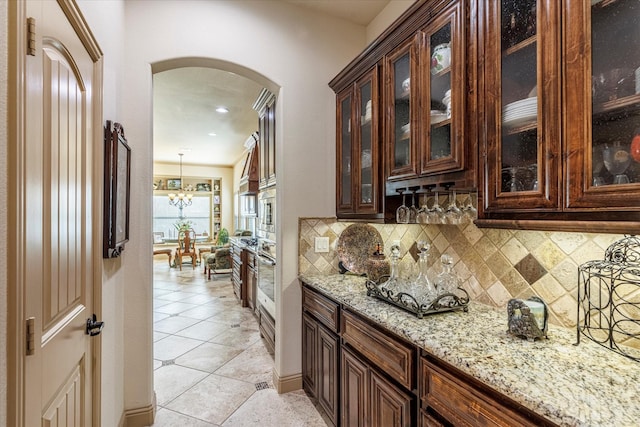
103,120 -> 131,258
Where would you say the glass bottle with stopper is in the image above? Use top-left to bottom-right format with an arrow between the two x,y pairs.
434,254 -> 460,302
381,244 -> 401,294
412,240 -> 436,306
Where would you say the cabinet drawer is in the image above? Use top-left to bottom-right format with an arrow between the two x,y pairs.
421,359 -> 543,427
302,286 -> 340,333
341,310 -> 414,390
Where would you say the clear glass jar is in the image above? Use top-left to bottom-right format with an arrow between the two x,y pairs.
434,254 -> 460,295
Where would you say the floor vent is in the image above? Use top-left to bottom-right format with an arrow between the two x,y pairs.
161,359 -> 175,366
230,323 -> 241,328
255,381 -> 271,390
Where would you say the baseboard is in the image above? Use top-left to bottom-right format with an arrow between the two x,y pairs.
123,393 -> 157,427
273,370 -> 302,394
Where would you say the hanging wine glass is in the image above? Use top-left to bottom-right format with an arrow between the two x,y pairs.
408,191 -> 419,224
507,167 -> 524,192
428,191 -> 445,224
445,189 -> 463,224
396,191 -> 409,224
463,191 -> 478,222
416,192 -> 430,224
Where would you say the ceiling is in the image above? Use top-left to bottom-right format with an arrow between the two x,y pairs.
153,0 -> 391,168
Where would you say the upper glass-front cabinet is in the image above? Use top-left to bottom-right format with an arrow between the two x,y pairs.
336,67 -> 381,219
484,0 -> 561,212
386,36 -> 419,180
337,91 -> 352,212
482,0 -> 640,227
420,2 -> 465,175
565,0 -> 640,211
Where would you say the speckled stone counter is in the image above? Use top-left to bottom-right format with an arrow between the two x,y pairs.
299,273 -> 640,427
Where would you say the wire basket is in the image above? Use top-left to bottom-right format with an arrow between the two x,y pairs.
576,235 -> 640,361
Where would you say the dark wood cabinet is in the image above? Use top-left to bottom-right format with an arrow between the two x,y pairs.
230,243 -> 247,307
420,356 -> 554,427
336,67 -> 383,220
246,250 -> 257,312
386,35 -> 420,181
301,280 -> 560,426
258,304 -> 275,354
340,347 -> 369,427
330,0 -> 477,222
302,287 -> 340,425
340,310 -> 415,427
478,0 -> 640,231
340,344 -> 413,427
254,89 -> 276,190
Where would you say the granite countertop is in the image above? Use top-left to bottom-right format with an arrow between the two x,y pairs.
228,236 -> 257,253
299,273 -> 640,427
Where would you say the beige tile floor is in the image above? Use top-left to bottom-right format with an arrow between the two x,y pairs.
150,259 -> 329,426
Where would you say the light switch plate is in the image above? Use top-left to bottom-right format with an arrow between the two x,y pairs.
315,236 -> 330,253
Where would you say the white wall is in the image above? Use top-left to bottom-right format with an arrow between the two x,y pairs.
75,1 -> 128,425
122,0 -> 366,394
366,0 -> 417,44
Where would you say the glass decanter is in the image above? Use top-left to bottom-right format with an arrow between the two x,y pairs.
381,245 -> 401,294
412,240 -> 436,307
434,254 -> 460,298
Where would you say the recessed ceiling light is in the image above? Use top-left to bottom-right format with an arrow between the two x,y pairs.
208,132 -> 217,136
216,106 -> 229,114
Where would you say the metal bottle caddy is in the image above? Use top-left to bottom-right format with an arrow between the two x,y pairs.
576,235 -> 640,361
364,244 -> 469,319
365,278 -> 470,319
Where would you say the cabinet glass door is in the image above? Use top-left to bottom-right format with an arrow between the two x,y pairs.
484,0 -> 560,211
421,2 -> 464,175
337,91 -> 353,212
386,36 -> 419,180
355,69 -> 379,213
566,0 -> 640,210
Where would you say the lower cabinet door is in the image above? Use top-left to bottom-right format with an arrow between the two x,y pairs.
370,369 -> 413,427
341,348 -> 369,427
302,313 -> 318,397
318,324 -> 339,425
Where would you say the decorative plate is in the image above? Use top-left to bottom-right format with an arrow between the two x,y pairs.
336,224 -> 383,275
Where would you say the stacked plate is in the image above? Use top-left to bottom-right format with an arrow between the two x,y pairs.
503,96 -> 537,128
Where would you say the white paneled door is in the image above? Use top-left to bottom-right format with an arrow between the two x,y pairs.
18,1 -> 101,426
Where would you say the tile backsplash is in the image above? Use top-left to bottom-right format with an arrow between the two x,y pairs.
298,217 -> 624,330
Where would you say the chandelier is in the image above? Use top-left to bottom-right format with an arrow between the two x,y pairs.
168,153 -> 192,219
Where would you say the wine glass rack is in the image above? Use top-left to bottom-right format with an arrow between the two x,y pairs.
576,235 -> 640,361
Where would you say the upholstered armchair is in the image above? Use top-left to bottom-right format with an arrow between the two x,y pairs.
202,229 -> 252,279
204,246 -> 231,279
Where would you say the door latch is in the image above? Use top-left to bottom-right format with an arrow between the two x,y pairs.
86,314 -> 104,336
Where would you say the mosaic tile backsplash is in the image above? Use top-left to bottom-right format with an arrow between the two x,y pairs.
298,217 -> 625,330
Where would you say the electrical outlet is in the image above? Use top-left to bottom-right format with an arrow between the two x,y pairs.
392,240 -> 401,248
315,236 -> 330,253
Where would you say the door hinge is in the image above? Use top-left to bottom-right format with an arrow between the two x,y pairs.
27,17 -> 36,56
26,317 -> 35,356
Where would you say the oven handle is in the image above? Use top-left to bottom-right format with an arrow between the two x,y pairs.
257,253 -> 276,266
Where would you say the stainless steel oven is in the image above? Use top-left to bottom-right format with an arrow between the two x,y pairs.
258,187 -> 275,241
256,238 -> 276,318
